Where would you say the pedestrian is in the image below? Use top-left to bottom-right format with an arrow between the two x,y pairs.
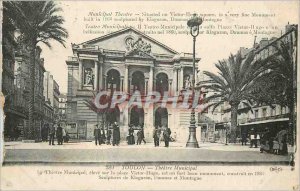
153,126 -> 161,147
106,129 -> 111,145
140,124 -> 146,144
276,129 -> 288,155
48,123 -> 56,145
163,127 -> 171,147
260,128 -> 273,153
249,128 -> 257,148
136,128 -> 142,145
42,123 -> 49,142
62,127 -> 67,143
241,131 -> 247,146
56,124 -> 63,145
112,121 -> 120,146
94,124 -> 102,145
127,125 -> 135,145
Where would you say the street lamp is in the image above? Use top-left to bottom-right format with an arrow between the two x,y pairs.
186,14 -> 203,148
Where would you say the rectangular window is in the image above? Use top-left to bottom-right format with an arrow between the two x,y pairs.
262,108 -> 267,117
254,110 -> 259,118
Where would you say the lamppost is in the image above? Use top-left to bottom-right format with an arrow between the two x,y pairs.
186,14 -> 203,148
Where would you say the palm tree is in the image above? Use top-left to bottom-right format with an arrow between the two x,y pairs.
197,51 -> 267,142
6,1 -> 68,140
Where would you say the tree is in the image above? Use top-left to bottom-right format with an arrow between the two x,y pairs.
6,1 -> 68,140
253,37 -> 297,145
197,51 -> 267,142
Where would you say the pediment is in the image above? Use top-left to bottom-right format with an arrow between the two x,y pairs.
79,27 -> 178,56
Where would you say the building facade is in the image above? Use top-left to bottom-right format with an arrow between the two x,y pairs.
237,24 -> 297,139
198,24 -> 297,143
58,93 -> 67,124
43,71 -> 60,125
66,27 -> 201,142
10,46 -> 46,140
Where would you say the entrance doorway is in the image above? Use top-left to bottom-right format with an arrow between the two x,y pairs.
154,107 -> 168,128
106,106 -> 120,125
129,106 -> 144,127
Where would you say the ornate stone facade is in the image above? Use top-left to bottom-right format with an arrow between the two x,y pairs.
66,27 -> 201,142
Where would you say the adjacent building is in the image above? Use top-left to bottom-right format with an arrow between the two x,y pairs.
43,71 -> 61,124
10,46 -> 46,140
198,24 -> 297,143
58,93 -> 67,123
66,27 -> 201,142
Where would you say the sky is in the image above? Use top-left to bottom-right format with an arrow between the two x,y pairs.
39,1 -> 299,93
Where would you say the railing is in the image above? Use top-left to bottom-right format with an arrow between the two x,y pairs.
246,114 -> 289,123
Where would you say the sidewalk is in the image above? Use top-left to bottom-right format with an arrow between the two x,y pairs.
2,141 -> 292,165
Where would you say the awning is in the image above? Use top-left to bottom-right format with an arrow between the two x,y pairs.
239,118 -> 289,126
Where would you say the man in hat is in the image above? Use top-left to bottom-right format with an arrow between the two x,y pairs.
112,121 -> 120,146
48,123 -> 56,145
94,124 -> 102,145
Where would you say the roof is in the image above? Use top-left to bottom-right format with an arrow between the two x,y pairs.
79,27 -> 178,54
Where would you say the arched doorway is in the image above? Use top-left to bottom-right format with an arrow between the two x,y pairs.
106,106 -> 120,125
107,69 -> 120,92
156,73 -> 169,95
154,107 -> 168,128
129,106 -> 144,127
131,71 -> 145,94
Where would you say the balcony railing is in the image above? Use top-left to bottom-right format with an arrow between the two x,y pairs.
245,113 -> 290,123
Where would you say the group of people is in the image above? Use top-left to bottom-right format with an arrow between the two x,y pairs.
94,121 -> 120,146
95,123 -> 172,147
47,123 -> 69,145
127,125 -> 146,145
153,126 -> 172,147
241,128 -> 288,155
260,128 -> 288,155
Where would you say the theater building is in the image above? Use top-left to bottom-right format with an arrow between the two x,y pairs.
66,27 -> 201,142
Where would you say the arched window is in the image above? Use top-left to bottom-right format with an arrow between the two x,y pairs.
156,73 -> 169,95
107,69 -> 120,92
131,71 -> 145,94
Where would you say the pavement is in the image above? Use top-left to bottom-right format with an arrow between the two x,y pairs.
2,141 -> 293,165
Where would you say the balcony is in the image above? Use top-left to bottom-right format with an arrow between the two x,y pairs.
248,114 -> 290,123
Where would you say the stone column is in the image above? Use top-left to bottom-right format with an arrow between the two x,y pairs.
180,66 -> 184,90
78,59 -> 83,89
128,78 -> 131,94
148,66 -> 153,92
94,61 -> 98,91
104,75 -> 107,90
145,79 -> 148,95
153,79 -> 156,92
124,65 -> 129,93
168,79 -> 172,96
123,108 -> 129,127
121,77 -> 124,91
173,68 -> 178,94
99,61 -> 103,90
